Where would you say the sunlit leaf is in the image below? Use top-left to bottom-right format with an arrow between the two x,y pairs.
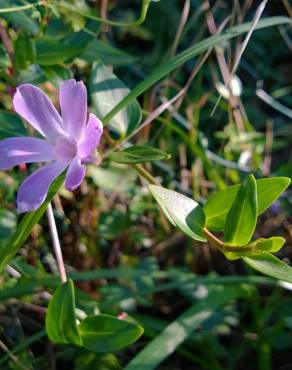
224,175 -> 257,246
149,185 -> 206,242
110,146 -> 170,164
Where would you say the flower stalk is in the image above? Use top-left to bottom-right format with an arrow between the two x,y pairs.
46,203 -> 67,283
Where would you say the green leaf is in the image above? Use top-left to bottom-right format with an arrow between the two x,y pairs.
110,146 -> 170,164
15,31 -> 36,69
0,111 -> 27,139
90,62 -> 141,138
149,185 -> 206,242
79,314 -> 144,353
1,0 -> 39,35
80,39 -> 138,66
224,236 -> 285,260
243,253 -> 292,283
224,175 -> 258,246
124,285 -> 243,370
46,279 -> 82,346
0,175 -> 65,273
35,37 -> 87,66
204,177 -> 290,231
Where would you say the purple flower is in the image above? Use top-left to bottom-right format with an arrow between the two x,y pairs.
0,80 -> 103,213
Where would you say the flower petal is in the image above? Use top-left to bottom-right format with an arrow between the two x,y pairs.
17,161 -> 67,213
59,79 -> 87,140
65,157 -> 86,191
13,84 -> 63,142
0,137 -> 55,170
78,113 -> 103,159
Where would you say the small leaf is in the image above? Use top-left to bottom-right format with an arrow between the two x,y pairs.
224,236 -> 285,260
204,177 -> 290,231
90,62 -> 141,138
243,253 -> 292,283
110,146 -> 170,164
46,279 -> 82,346
0,111 -> 27,139
149,185 -> 206,242
15,31 -> 36,70
224,174 -> 258,246
79,314 -> 143,353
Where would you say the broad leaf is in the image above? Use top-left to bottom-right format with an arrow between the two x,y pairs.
243,253 -> 292,283
90,62 -> 141,138
149,185 -> 206,242
46,279 -> 82,346
224,175 -> 258,246
204,177 -> 290,231
224,236 -> 285,260
80,39 -> 138,66
110,146 -> 170,164
79,314 -> 143,353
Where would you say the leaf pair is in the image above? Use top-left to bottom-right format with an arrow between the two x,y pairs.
46,280 -> 143,352
149,176 -> 292,283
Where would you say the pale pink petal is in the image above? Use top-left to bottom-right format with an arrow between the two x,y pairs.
17,161 -> 67,213
78,113 -> 103,159
0,137 -> 55,170
13,84 -> 64,142
65,157 -> 86,191
59,79 -> 87,140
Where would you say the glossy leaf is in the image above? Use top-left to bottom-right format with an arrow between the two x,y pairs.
149,185 -> 206,242
204,177 -> 290,231
243,253 -> 292,283
0,175 -> 65,273
224,236 -> 285,260
0,111 -> 27,139
79,314 -> 144,353
90,62 -> 141,138
110,146 -> 170,164
46,279 -> 82,346
224,175 -> 258,246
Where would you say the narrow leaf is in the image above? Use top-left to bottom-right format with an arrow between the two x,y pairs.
124,285 -> 243,370
79,314 -> 143,353
149,185 -> 206,242
243,253 -> 292,283
224,174 -> 258,246
45,279 -> 82,346
110,146 -> 170,164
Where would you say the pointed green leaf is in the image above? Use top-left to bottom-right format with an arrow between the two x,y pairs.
110,145 -> 170,164
204,177 -> 290,231
224,175 -> 258,246
46,279 -> 82,346
149,185 -> 206,242
79,314 -> 143,353
90,62 -> 141,138
224,236 -> 285,260
243,253 -> 292,283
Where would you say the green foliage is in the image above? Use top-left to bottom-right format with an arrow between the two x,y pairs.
79,315 -> 144,353
204,177 -> 291,231
149,185 -> 206,242
110,145 -> 170,164
46,279 -> 82,345
224,174 -> 258,246
46,280 -> 143,352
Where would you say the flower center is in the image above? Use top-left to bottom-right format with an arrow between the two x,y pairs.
53,136 -> 77,163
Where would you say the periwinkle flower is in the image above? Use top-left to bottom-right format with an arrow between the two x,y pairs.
0,80 -> 103,213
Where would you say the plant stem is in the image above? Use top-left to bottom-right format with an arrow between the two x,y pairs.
132,164 -> 160,186
203,228 -> 225,251
46,203 -> 67,283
